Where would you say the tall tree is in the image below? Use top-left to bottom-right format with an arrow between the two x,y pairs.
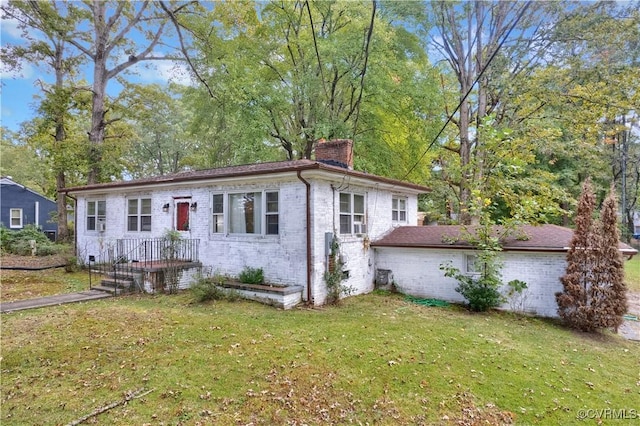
425,1 -> 565,224
593,185 -> 628,331
556,178 -> 598,331
556,180 -> 628,332
1,0 -> 86,241
120,83 -> 194,178
179,1 -> 378,160
176,0 -> 442,178
510,1 -> 640,230
15,0 -> 195,184
0,127 -> 44,192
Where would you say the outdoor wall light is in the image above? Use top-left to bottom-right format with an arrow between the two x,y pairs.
162,203 -> 170,212
190,202 -> 198,212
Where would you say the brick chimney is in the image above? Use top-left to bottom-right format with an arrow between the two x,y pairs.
314,139 -> 353,169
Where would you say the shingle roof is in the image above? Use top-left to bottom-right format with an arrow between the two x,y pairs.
61,159 -> 431,193
372,224 -> 638,254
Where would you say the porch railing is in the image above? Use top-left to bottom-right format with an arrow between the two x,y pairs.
89,238 -> 200,294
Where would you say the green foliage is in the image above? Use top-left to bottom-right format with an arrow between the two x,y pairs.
450,274 -> 503,313
0,225 -> 12,251
323,234 -> 354,305
190,273 -> 239,303
120,84 -> 194,178
439,204 -> 527,312
162,228 -> 182,243
182,0 -> 442,173
238,267 -> 264,285
505,279 -> 529,314
0,224 -> 61,256
506,279 -> 528,294
64,256 -> 80,273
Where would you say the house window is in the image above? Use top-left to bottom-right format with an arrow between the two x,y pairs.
265,192 -> 279,235
127,198 -> 152,232
339,192 -> 366,234
392,197 -> 407,222
466,254 -> 480,275
86,200 -> 106,231
212,193 -> 224,233
225,191 -> 279,235
10,208 -> 23,228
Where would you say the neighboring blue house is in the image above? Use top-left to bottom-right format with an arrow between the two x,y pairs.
0,176 -> 58,239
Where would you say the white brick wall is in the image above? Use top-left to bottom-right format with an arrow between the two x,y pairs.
75,172 -> 421,305
307,179 -> 419,305
374,247 -> 566,317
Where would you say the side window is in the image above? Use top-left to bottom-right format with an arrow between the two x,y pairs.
392,197 -> 407,222
339,193 -> 352,234
466,254 -> 479,275
87,200 -> 106,231
339,192 -> 366,234
265,191 -> 279,235
10,208 -> 23,228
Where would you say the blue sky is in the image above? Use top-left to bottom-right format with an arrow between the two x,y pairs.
0,7 -> 191,134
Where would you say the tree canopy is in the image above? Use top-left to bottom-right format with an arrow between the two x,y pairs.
2,0 -> 638,237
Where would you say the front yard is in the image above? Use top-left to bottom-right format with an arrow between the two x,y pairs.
2,289 -> 639,425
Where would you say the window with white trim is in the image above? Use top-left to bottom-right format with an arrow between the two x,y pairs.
10,208 -> 23,228
392,197 -> 407,222
339,192 -> 366,234
214,191 -> 279,235
212,193 -> 224,233
86,200 -> 106,231
466,254 -> 480,275
265,191 -> 279,235
127,198 -> 152,232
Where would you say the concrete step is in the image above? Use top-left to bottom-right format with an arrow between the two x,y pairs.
100,278 -> 134,289
107,271 -> 142,280
92,285 -> 118,294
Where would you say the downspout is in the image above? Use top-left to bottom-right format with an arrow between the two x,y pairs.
296,171 -> 313,304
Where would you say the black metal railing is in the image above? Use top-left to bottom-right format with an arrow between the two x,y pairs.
89,238 -> 200,295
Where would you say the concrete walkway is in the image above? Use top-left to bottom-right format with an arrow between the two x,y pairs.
0,290 -> 111,313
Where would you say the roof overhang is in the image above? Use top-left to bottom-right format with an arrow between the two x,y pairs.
60,161 -> 431,197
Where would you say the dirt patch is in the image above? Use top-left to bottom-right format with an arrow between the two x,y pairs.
1,253 -> 69,270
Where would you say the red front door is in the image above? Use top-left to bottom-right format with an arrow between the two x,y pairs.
176,201 -> 190,231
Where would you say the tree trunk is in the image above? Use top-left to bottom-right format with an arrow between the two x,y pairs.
53,40 -> 69,241
87,1 -> 108,184
56,172 -> 69,242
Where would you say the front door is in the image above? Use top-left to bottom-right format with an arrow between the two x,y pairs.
174,199 -> 190,231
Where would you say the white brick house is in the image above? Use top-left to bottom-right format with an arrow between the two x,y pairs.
373,225 -> 637,317
63,139 -> 638,313
63,140 -> 429,306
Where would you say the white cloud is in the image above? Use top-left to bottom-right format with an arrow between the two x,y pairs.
0,59 -> 35,80
0,15 -> 24,39
135,60 -> 193,86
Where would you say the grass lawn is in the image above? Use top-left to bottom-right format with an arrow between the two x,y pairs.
0,269 -> 89,302
2,291 -> 639,425
625,255 -> 640,292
